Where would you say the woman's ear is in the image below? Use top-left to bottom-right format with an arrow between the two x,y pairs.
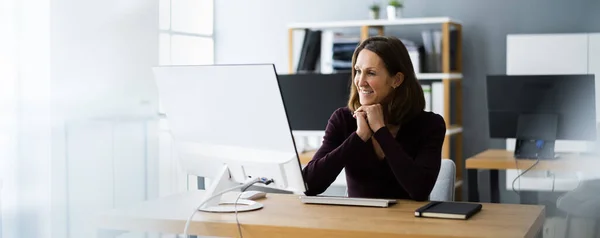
392,72 -> 404,89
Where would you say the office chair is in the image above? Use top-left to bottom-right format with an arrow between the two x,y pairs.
341,159 -> 456,201
429,159 -> 456,201
556,178 -> 600,238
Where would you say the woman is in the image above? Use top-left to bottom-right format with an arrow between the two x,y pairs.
301,36 -> 446,201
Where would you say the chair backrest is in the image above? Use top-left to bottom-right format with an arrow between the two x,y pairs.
429,159 -> 456,201
557,178 -> 600,218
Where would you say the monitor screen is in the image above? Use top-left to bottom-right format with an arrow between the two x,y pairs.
277,72 -> 352,131
487,74 -> 596,140
153,64 -> 307,193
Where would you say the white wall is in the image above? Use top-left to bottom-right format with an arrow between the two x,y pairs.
0,0 -> 18,235
50,0 -> 160,236
13,0 -> 53,237
0,0 -> 160,237
214,0 -> 368,73
51,0 -> 160,119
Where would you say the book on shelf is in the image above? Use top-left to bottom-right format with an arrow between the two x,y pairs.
297,29 -> 322,73
431,82 -> 444,118
422,84 -> 431,112
296,28 -> 459,76
421,29 -> 459,73
320,31 -> 335,74
420,81 -> 450,122
331,33 -> 359,72
318,32 -> 422,74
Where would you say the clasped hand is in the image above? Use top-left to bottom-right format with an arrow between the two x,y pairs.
353,104 -> 386,141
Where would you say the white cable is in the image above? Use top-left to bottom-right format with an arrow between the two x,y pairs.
183,177 -> 274,238
183,185 -> 244,237
551,172 -> 555,192
234,191 -> 244,238
234,177 -> 272,238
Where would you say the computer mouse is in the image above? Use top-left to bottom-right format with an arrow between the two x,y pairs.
240,191 -> 267,200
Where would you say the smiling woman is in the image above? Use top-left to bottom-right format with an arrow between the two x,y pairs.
349,36 -> 426,129
302,36 -> 447,201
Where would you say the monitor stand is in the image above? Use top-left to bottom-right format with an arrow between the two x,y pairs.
514,114 -> 558,160
198,165 -> 264,213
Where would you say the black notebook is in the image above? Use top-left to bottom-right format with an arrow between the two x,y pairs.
414,201 -> 482,220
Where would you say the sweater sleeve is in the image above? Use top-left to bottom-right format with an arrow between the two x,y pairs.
302,108 -> 369,196
372,114 -> 446,201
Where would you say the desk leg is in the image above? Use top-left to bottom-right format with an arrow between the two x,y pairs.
490,170 -> 500,203
467,169 -> 480,202
468,169 -> 500,203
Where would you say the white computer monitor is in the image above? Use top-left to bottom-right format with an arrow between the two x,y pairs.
152,64 -> 307,212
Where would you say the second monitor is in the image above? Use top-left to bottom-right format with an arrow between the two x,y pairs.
487,74 -> 596,159
277,72 -> 352,131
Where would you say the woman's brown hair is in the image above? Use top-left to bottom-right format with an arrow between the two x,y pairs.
347,35 -> 425,126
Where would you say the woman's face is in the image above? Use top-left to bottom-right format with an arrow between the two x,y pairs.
353,49 -> 402,106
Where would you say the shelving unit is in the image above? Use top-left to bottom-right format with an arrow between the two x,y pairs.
287,17 -> 465,200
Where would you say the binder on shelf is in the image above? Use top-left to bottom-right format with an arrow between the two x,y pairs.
401,38 -> 421,74
320,31 -> 335,74
296,29 -> 311,72
420,29 -> 459,73
331,36 -> 359,72
316,32 -> 358,74
421,30 -> 435,73
432,30 -> 442,72
297,29 -> 322,73
422,84 -> 432,112
431,82 -> 444,119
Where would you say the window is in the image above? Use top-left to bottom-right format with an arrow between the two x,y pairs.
158,0 -> 214,112
159,0 -> 214,65
158,0 -> 213,192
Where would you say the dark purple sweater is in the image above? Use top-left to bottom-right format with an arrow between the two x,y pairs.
302,107 -> 446,201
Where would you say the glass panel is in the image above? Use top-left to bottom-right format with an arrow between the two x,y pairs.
159,0 -> 170,30
159,33 -> 171,65
171,0 -> 213,35
171,35 -> 213,65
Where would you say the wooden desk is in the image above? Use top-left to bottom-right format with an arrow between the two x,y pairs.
466,149 -> 600,171
96,190 -> 545,238
299,150 -> 316,165
465,149 -> 600,203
